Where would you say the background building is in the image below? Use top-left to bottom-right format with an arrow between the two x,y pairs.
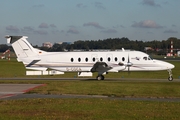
42,42 -> 53,48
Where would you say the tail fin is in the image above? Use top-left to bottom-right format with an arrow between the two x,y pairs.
6,35 -> 39,60
6,36 -> 48,71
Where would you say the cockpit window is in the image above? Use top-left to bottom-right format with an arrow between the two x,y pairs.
143,57 -> 147,60
148,56 -> 153,60
143,56 -> 153,60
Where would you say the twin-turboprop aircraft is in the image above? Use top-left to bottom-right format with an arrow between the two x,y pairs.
6,36 -> 175,81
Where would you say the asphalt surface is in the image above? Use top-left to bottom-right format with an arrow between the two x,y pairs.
0,84 -> 46,99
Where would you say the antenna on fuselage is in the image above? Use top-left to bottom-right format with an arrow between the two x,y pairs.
122,48 -> 125,51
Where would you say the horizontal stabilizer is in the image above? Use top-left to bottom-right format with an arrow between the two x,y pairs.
6,36 -> 27,44
26,60 -> 41,67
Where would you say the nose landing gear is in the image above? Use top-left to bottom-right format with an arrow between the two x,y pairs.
167,69 -> 173,81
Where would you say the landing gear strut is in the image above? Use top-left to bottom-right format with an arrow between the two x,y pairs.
167,69 -> 173,81
96,75 -> 104,80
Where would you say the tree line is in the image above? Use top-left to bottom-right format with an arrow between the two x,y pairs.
39,37 -> 180,55
1,37 -> 180,55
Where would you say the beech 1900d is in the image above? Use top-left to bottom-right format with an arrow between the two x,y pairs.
6,36 -> 175,81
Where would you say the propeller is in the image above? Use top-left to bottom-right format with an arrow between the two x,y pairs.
127,55 -> 133,74
118,54 -> 133,74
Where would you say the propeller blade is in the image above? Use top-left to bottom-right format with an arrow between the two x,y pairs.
128,54 -> 130,63
118,54 -> 133,75
128,54 -> 130,74
127,66 -> 130,74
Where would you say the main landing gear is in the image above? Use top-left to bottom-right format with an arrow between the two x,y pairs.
96,75 -> 105,80
167,69 -> 173,81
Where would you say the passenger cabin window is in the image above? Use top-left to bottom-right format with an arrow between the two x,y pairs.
71,58 -> 74,62
122,57 -> 125,61
85,57 -> 88,62
100,57 -> 103,62
114,57 -> 118,61
78,58 -> 81,62
108,57 -> 111,62
92,57 -> 95,62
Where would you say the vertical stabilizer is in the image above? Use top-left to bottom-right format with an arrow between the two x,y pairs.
6,36 -> 37,59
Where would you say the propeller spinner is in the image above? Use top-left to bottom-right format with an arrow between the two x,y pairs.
118,54 -> 133,73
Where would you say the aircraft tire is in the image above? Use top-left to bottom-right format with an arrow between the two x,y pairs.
96,75 -> 104,80
168,76 -> 173,81
101,75 -> 104,80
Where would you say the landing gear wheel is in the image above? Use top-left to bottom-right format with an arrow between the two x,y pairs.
168,76 -> 173,81
167,69 -> 173,81
96,75 -> 104,80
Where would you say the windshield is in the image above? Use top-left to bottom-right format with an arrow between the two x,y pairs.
148,56 -> 153,60
143,56 -> 153,60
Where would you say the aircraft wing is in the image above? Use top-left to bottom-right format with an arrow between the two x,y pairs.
91,62 -> 111,72
91,62 -> 126,73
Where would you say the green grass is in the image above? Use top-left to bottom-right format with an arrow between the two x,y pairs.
0,58 -> 26,77
27,81 -> 180,98
0,98 -> 180,120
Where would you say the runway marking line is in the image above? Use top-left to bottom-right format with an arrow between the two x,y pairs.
0,94 -> 16,99
0,84 -> 46,99
22,84 -> 46,93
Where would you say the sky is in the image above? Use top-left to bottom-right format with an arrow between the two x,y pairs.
0,0 -> 180,45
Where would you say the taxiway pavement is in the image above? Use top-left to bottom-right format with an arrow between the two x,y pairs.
0,84 -> 45,99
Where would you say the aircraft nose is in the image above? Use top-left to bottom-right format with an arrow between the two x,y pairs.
155,60 -> 175,70
163,61 -> 175,69
168,63 -> 175,69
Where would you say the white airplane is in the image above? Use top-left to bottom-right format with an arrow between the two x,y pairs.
6,35 -> 175,81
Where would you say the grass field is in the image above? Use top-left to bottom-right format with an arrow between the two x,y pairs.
0,98 -> 180,120
0,57 -> 180,119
